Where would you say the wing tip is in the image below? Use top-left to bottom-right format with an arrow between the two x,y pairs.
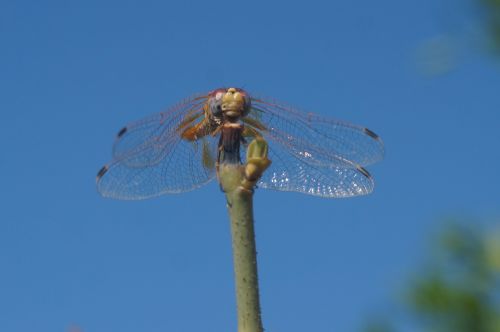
363,128 -> 381,141
96,165 -> 108,181
117,126 -> 128,138
356,165 -> 372,180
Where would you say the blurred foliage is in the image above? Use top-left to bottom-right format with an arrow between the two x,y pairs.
408,224 -> 500,332
361,319 -> 396,332
416,35 -> 458,76
417,0 -> 500,75
480,0 -> 500,53
363,222 -> 500,332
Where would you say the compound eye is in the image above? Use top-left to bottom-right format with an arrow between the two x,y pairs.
208,97 -> 223,118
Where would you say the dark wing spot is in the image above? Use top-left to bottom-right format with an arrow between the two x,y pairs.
363,128 -> 380,140
96,165 -> 108,180
356,165 -> 372,179
117,127 -> 128,138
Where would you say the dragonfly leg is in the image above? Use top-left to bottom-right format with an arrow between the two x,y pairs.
180,119 -> 213,141
181,125 -> 200,141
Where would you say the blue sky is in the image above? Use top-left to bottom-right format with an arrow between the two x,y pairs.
1,0 -> 499,331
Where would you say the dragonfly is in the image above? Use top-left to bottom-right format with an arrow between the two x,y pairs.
96,87 -> 384,199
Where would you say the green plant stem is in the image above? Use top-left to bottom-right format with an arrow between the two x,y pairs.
219,164 -> 263,332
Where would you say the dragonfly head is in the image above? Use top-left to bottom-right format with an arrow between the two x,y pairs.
208,87 -> 251,121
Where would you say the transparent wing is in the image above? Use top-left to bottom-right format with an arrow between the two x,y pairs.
112,94 -> 208,166
241,132 -> 375,198
249,96 -> 384,167
96,94 -> 220,200
241,96 -> 383,197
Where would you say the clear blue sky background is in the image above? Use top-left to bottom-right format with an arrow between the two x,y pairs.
1,0 -> 499,331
